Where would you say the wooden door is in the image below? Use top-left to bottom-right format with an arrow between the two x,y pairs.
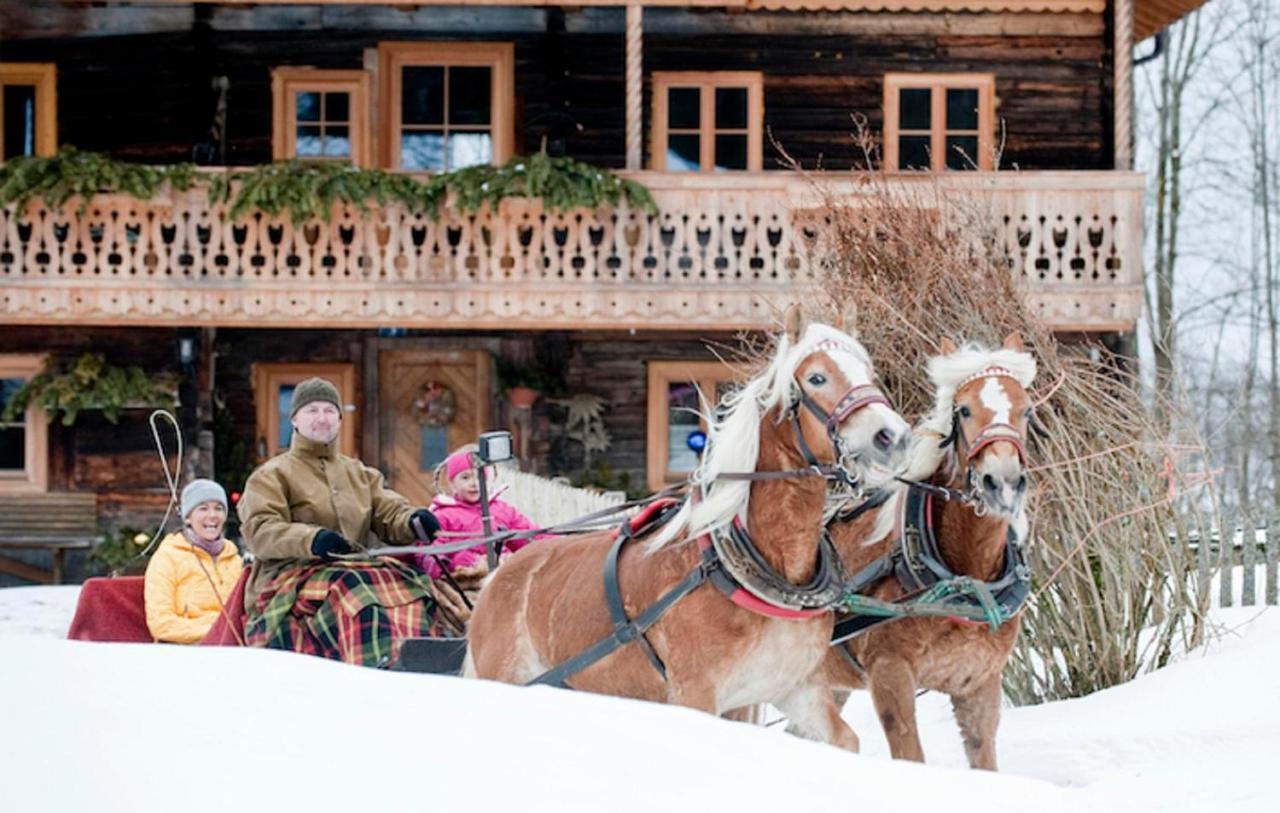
378,349 -> 492,507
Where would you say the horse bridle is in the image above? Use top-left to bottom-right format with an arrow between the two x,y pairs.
939,367 -> 1039,510
791,381 -> 890,491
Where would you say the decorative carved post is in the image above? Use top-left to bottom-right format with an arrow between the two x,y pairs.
1113,0 -> 1134,170
625,4 -> 644,170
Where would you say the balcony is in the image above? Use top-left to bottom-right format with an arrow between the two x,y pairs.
0,170 -> 1142,333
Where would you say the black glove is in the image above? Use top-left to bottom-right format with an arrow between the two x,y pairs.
311,529 -> 353,560
409,509 -> 441,541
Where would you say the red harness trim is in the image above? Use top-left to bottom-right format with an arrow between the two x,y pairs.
695,534 -> 830,620
966,422 -> 1027,464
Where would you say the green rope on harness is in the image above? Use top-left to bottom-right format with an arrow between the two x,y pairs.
837,576 -> 1011,631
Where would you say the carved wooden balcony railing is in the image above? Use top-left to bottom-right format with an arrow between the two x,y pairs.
0,170 -> 1142,333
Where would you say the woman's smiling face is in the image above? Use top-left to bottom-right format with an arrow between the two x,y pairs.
187,500 -> 227,543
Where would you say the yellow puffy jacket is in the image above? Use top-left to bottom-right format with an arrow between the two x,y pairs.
144,531 -> 244,644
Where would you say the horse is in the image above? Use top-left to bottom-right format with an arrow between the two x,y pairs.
464,306 -> 910,751
812,332 -> 1037,769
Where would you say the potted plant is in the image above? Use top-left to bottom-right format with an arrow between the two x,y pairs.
495,354 -> 567,409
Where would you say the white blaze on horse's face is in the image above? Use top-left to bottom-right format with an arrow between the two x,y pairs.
793,327 -> 909,486
954,374 -> 1030,518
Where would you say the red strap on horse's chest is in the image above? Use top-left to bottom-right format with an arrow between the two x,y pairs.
696,535 -> 829,620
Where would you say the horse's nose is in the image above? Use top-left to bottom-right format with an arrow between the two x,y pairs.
981,471 -> 1026,511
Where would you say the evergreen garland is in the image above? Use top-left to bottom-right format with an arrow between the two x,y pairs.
0,148 -> 657,224
0,146 -> 199,213
0,353 -> 177,426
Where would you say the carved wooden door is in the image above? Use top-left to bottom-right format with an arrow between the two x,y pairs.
378,349 -> 492,507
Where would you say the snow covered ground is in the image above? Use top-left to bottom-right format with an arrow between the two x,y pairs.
0,584 -> 1275,813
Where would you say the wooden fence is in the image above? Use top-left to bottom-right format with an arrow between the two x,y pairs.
1191,520 -> 1280,607
494,465 -> 627,528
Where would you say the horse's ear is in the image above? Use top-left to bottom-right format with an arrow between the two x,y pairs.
939,337 -> 957,355
834,300 -> 858,334
1002,331 -> 1025,352
784,304 -> 807,343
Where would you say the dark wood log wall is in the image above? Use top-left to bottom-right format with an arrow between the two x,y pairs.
0,5 -> 1110,170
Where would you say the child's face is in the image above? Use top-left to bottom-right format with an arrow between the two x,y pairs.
450,468 -> 482,503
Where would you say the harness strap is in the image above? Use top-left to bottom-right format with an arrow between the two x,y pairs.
966,422 -> 1027,464
603,508 -> 677,679
526,558 -> 712,688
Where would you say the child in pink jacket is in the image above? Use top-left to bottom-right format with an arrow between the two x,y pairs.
415,449 -> 542,580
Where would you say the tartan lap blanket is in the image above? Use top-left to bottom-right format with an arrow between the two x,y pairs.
245,558 -> 446,668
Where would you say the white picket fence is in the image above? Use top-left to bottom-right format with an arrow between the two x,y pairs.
494,465 -> 628,528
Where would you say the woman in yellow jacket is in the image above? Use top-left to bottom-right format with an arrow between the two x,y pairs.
144,479 -> 244,643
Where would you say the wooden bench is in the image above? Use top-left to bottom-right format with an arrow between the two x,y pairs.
0,493 -> 99,584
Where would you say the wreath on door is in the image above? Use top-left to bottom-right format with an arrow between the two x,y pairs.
413,380 -> 457,427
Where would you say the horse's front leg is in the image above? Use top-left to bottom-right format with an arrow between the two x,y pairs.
867,656 -> 925,761
777,679 -> 861,753
950,674 -> 1002,770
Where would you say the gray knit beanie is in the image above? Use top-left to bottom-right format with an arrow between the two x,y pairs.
290,377 -> 343,418
181,479 -> 227,520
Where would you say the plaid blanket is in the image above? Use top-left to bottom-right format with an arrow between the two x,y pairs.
245,558 -> 447,668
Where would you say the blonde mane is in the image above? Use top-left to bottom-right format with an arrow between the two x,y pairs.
867,343 -> 1037,546
649,324 -> 872,551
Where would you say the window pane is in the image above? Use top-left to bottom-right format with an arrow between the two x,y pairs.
3,85 -> 36,160
0,378 -> 26,471
401,131 -> 446,171
324,91 -> 350,123
295,91 -> 321,123
448,132 -> 493,169
402,66 -> 445,125
714,87 -> 748,129
666,134 -> 701,172
667,382 -> 701,474
714,134 -> 748,171
899,87 -> 931,130
295,125 -> 323,157
277,385 -> 295,451
322,126 -> 351,158
898,135 -> 931,170
945,135 -> 979,170
668,87 -> 700,130
946,88 -> 979,131
449,67 -> 492,126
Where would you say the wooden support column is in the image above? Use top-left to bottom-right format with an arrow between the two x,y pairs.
1113,0 -> 1134,169
625,4 -> 644,170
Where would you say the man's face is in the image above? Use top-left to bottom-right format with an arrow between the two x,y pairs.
292,401 -> 342,444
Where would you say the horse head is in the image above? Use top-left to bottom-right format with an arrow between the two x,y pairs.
781,305 -> 909,492
928,332 -> 1037,519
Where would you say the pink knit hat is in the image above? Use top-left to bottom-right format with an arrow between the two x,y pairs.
444,450 -> 473,481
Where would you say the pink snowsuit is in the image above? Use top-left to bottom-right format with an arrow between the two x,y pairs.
415,486 -> 542,579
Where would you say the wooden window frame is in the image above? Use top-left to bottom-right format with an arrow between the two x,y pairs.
271,68 -> 372,166
252,363 -> 358,461
883,73 -> 996,172
646,360 -> 739,493
0,63 -> 57,159
650,71 -> 764,172
0,354 -> 49,494
376,41 -> 515,172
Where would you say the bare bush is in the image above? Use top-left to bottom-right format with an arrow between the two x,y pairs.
791,153 -> 1212,703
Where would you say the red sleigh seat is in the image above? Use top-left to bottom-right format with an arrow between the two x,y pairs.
66,570 -> 249,645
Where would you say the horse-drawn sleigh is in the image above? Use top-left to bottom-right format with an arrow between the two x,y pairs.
69,306 -> 1041,768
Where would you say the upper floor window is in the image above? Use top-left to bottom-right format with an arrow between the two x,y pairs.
377,42 -> 514,172
271,68 -> 372,166
0,63 -> 56,160
0,355 -> 49,493
883,73 -> 995,172
651,72 -> 763,172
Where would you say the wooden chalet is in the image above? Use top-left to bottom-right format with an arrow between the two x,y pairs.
0,0 -> 1202,583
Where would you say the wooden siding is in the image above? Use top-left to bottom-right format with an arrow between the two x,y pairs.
0,7 -> 1109,170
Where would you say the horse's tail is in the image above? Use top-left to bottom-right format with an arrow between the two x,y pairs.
461,645 -> 477,679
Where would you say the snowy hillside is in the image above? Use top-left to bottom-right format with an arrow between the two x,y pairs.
0,586 -> 1274,812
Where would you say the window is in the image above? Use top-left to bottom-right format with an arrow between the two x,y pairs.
252,363 -> 357,460
377,42 -> 514,172
883,73 -> 995,172
0,63 -> 56,160
651,72 -> 763,172
0,355 -> 49,493
271,68 -> 372,166
646,361 -> 741,492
